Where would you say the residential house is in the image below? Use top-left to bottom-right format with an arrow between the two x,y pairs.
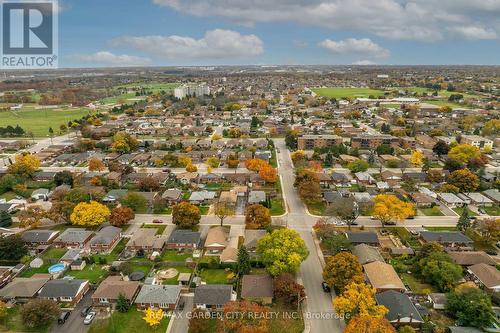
193,285 -> 235,310
22,230 -> 59,247
31,188 -> 49,201
0,275 -> 50,303
352,244 -> 384,265
189,191 -> 216,205
205,226 -> 229,254
241,274 -> 274,304
89,226 -> 122,253
483,189 -> 500,203
355,172 -> 375,185
134,285 -> 181,310
419,231 -> 473,249
0,266 -> 14,288
243,230 -> 267,252
161,189 -> 183,204
363,261 -> 406,293
468,263 -> 500,293
410,192 -> 435,208
176,172 -> 199,185
346,232 -> 380,246
166,230 -> 201,251
375,290 -> 424,329
126,228 -> 166,253
92,276 -> 140,306
449,251 -> 497,267
465,193 -> 494,207
38,279 -> 90,305
53,228 -> 94,248
437,193 -> 465,208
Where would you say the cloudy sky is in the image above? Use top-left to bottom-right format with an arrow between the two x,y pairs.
61,0 -> 500,67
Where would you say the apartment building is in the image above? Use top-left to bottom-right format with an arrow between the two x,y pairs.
297,134 -> 343,150
174,83 -> 210,99
350,134 -> 399,149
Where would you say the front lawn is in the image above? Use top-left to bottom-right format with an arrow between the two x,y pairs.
453,207 -> 477,216
420,206 -> 444,216
306,201 -> 326,215
198,268 -> 230,284
143,224 -> 167,235
484,205 -> 500,216
270,198 -> 285,216
88,306 -> 169,333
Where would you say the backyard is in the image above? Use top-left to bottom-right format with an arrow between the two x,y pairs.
88,306 -> 169,333
20,248 -> 66,277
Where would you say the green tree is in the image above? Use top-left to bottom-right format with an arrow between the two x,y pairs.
0,211 -> 12,228
54,171 -> 74,186
417,250 -> 462,292
457,206 -> 471,231
0,234 -> 28,261
237,245 -> 251,276
446,287 -> 495,328
256,229 -> 309,276
21,299 -> 60,328
116,293 -> 131,313
120,192 -> 147,212
347,160 -> 369,173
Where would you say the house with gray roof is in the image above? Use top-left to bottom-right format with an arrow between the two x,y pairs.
53,228 -> 94,248
419,231 -> 473,249
193,285 -> 235,310
189,190 -> 216,205
248,191 -> 266,205
0,275 -> 50,302
166,229 -> 201,251
346,231 -> 379,246
134,285 -> 181,310
375,290 -> 424,329
38,279 -> 90,305
352,244 -> 384,265
22,230 -> 59,247
90,226 -> 121,253
483,189 -> 500,203
243,230 -> 267,252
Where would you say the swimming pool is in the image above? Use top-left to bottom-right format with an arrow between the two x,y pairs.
48,263 -> 65,274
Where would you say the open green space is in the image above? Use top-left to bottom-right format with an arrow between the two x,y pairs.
270,198 -> 285,216
311,87 -> 385,99
66,263 -> 107,283
160,266 -> 193,285
88,306 -> 169,333
484,205 -> 500,216
419,206 -> 444,216
198,268 -> 230,284
0,106 -> 92,137
100,83 -> 179,104
453,207 -> 477,216
306,201 -> 326,216
160,250 -> 192,262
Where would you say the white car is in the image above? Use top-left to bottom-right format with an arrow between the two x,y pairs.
83,312 -> 96,325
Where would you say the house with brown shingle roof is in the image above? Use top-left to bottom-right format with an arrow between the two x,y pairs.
364,261 -> 406,293
449,251 -> 497,267
92,275 -> 140,306
468,263 -> 500,293
126,228 -> 166,253
204,226 -> 229,254
241,274 -> 274,304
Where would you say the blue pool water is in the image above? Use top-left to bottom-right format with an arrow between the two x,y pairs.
48,263 -> 65,274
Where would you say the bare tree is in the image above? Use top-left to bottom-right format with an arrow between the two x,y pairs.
214,201 -> 235,226
325,197 -> 359,230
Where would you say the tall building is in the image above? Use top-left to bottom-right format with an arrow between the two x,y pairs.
174,83 -> 210,99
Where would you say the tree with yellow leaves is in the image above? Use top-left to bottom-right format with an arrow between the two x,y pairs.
448,144 -> 482,164
343,315 -> 395,333
8,153 -> 40,178
111,131 -> 138,153
409,151 -> 424,167
372,194 -> 415,227
186,164 -> 198,172
177,155 -> 192,167
70,201 -> 110,227
88,158 -> 105,171
323,252 -> 364,293
142,307 -> 164,328
290,150 -> 306,166
205,156 -> 220,168
333,282 -> 388,320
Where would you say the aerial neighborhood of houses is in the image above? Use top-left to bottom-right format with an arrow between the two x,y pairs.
0,66 -> 499,333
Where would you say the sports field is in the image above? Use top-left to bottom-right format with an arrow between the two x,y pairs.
0,105 -> 92,137
311,87 -> 385,99
100,82 -> 179,104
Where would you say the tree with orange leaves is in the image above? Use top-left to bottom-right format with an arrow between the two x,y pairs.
259,164 -> 277,183
245,158 -> 267,172
88,158 -> 105,171
308,160 -> 323,172
218,300 -> 270,333
343,315 -> 395,333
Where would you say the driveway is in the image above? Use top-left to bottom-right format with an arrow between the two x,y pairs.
168,294 -> 193,333
50,290 -> 93,333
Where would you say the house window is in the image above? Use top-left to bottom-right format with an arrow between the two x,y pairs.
99,298 -> 108,303
160,303 -> 168,308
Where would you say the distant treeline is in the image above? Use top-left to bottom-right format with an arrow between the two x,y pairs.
0,125 -> 25,137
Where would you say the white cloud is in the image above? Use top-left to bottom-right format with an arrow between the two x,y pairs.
319,38 -> 390,58
448,26 -> 497,40
72,51 -> 152,67
111,29 -> 263,59
352,60 -> 376,65
153,0 -> 500,41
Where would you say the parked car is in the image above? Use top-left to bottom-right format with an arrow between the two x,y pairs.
485,250 -> 498,256
81,306 -> 92,317
321,281 -> 331,292
58,311 -> 71,324
83,312 -> 96,325
153,219 -> 163,224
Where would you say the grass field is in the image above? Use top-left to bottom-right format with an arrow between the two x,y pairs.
100,83 -> 179,104
89,306 -> 169,333
419,206 -> 444,216
311,87 -> 385,99
0,106 -> 92,137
